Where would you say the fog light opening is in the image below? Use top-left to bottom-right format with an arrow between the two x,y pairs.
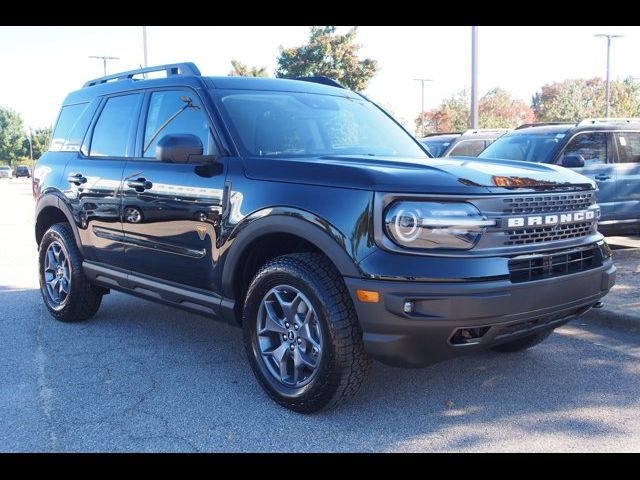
450,326 -> 491,345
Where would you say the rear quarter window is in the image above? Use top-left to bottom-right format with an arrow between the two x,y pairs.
50,102 -> 96,152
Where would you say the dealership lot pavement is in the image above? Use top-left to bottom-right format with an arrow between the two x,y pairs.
1,178 -> 640,452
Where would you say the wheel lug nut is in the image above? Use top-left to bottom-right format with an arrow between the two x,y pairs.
282,334 -> 287,340
289,344 -> 295,351
294,324 -> 299,330
285,322 -> 290,329
297,338 -> 302,344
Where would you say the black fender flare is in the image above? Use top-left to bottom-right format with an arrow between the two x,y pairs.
220,207 -> 361,298
35,193 -> 85,255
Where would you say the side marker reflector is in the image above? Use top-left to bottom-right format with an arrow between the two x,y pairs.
356,289 -> 380,303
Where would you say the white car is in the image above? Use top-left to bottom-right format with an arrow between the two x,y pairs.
0,166 -> 13,179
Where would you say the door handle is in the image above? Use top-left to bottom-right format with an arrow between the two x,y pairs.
595,174 -> 611,181
67,173 -> 87,185
127,178 -> 153,191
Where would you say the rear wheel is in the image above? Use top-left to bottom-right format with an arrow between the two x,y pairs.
39,222 -> 103,322
243,253 -> 370,413
491,330 -> 552,353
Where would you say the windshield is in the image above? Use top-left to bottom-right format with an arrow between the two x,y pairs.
420,139 -> 452,157
478,131 -> 566,163
216,91 -> 427,158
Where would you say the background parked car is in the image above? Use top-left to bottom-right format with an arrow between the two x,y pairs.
0,165 -> 13,179
419,129 -> 508,157
14,165 -> 31,178
477,118 -> 640,233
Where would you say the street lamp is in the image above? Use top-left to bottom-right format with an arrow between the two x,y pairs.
594,33 -> 624,117
89,55 -> 120,76
413,78 -> 433,137
470,26 -> 479,129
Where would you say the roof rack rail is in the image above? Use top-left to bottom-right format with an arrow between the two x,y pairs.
577,117 -> 640,126
515,122 -> 576,130
83,62 -> 201,88
462,128 -> 509,135
293,76 -> 345,89
422,132 -> 463,137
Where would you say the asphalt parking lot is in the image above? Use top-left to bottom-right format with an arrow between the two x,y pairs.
1,178 -> 640,452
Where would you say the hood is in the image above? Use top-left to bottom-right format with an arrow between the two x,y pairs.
242,155 -> 596,194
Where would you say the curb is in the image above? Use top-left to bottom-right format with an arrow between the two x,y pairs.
579,307 -> 640,335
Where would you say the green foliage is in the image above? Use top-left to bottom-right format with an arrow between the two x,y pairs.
532,77 -> 640,121
276,26 -> 378,91
228,59 -> 269,77
415,88 -> 534,135
0,107 -> 26,166
22,126 -> 52,160
480,88 -> 534,128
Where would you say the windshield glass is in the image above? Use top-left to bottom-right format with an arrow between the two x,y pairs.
420,139 -> 452,157
216,91 -> 427,158
478,131 -> 566,162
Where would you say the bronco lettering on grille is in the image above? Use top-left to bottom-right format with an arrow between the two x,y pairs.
505,209 -> 597,228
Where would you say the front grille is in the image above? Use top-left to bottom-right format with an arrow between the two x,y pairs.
502,192 -> 594,214
508,245 -> 602,283
505,222 -> 592,246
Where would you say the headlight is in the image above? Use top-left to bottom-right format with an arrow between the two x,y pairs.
384,201 -> 494,250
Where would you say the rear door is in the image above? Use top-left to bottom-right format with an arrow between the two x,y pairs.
556,131 -> 617,221
121,88 -> 227,294
62,93 -> 142,269
612,131 -> 640,223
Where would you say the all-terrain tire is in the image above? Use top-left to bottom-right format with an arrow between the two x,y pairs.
243,252 -> 370,413
38,222 -> 103,322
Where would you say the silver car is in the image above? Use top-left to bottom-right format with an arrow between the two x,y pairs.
0,166 -> 13,179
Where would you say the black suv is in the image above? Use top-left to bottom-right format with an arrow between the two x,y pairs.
15,165 -> 31,178
478,120 -> 640,233
420,129 -> 508,157
34,63 -> 615,412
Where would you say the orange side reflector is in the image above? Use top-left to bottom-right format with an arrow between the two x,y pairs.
356,289 -> 380,303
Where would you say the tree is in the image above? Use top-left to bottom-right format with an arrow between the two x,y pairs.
414,88 -> 534,135
22,126 -> 52,160
415,90 -> 469,135
480,88 -> 534,128
276,26 -> 378,91
532,77 -> 640,122
0,107 -> 26,166
228,59 -> 268,77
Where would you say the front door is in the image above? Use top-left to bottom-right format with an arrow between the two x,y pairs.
612,131 -> 640,224
64,93 -> 143,269
557,131 -> 617,221
121,89 -> 227,293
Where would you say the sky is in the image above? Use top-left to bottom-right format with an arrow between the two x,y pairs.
0,26 -> 638,131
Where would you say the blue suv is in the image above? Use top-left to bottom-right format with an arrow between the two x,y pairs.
478,119 -> 640,233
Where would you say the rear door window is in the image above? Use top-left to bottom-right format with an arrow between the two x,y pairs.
448,139 -> 486,157
614,132 -> 640,163
89,94 -> 142,157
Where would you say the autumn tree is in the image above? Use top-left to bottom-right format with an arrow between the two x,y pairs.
480,88 -> 535,128
228,59 -> 268,77
0,107 -> 26,166
415,88 -> 534,136
532,77 -> 640,121
276,26 -> 378,91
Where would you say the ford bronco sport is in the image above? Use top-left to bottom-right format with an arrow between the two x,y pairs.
34,63 -> 616,412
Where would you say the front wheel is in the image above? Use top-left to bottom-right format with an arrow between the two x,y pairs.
39,222 -> 103,322
243,253 -> 370,413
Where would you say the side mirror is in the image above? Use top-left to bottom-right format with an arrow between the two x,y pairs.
562,154 -> 585,168
156,134 -> 203,163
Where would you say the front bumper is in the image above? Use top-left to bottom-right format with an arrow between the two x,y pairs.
345,258 -> 616,367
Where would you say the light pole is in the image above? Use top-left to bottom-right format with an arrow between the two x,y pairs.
142,26 -> 148,68
27,128 -> 33,167
89,55 -> 120,76
470,26 -> 479,129
594,33 -> 624,117
413,78 -> 433,137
